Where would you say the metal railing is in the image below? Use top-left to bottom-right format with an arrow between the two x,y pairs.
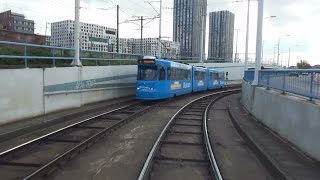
244,70 -> 320,100
1,40 -> 279,68
0,40 -> 141,68
244,70 -> 254,82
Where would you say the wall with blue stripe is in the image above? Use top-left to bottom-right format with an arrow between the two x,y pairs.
0,66 -> 137,125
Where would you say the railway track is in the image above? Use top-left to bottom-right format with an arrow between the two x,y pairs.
0,86 -> 241,180
0,101 -> 158,180
138,89 -> 240,180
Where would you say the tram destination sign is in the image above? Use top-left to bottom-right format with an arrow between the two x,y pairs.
138,59 -> 156,64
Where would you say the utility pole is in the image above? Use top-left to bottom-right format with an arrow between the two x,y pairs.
124,15 -> 159,56
273,46 -> 276,65
117,5 -> 119,53
252,0 -> 264,85
234,29 -> 240,63
288,45 -> 299,68
73,0 -> 82,66
45,22 -> 50,45
244,0 -> 250,70
288,47 -> 291,68
141,16 -> 143,55
277,37 -> 280,67
145,0 -> 162,58
158,0 -> 162,58
199,15 -> 205,63
277,35 -> 290,67
262,41 -> 264,64
45,22 -> 49,37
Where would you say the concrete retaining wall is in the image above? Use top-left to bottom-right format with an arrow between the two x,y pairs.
0,69 -> 44,124
242,80 -> 320,161
0,66 -> 137,125
0,63 -> 246,125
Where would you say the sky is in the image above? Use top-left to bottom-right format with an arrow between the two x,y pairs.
1,0 -> 319,66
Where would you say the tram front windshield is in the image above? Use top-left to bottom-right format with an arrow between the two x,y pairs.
138,66 -> 158,81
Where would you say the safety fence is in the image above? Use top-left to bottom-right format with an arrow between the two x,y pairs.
0,40 -> 141,68
244,69 -> 320,100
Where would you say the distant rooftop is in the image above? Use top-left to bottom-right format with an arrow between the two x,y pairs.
11,12 -> 25,18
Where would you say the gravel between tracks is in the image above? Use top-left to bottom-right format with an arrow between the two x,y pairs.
47,92 -> 217,180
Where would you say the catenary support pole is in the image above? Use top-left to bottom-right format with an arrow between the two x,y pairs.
117,5 -> 119,53
73,0 -> 82,66
252,0 -> 264,85
141,16 -> 143,55
244,0 -> 250,70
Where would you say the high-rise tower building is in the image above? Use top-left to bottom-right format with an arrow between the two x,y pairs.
173,0 -> 207,60
208,10 -> 235,62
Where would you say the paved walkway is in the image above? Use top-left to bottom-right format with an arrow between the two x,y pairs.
229,94 -> 320,180
208,94 -> 271,179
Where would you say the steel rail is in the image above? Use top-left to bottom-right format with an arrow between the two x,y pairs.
0,102 -> 138,157
138,89 -> 240,180
24,103 -> 155,180
0,101 -> 158,180
203,90 -> 240,180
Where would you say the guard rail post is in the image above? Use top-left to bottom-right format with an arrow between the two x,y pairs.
52,53 -> 56,67
282,72 -> 286,94
267,71 -> 270,90
310,73 -> 314,101
24,45 -> 28,68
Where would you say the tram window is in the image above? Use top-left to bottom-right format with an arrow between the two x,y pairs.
219,73 -> 225,79
195,71 -> 206,80
168,67 -> 173,80
183,69 -> 190,80
211,73 -> 219,80
168,67 -> 178,80
177,69 -> 182,80
138,66 -> 157,80
168,67 -> 190,80
195,71 -> 199,80
159,67 -> 165,80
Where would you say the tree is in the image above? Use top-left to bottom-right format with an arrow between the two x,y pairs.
297,60 -> 311,69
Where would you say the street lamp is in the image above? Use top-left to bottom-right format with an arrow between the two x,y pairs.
261,16 -> 276,65
288,45 -> 299,68
234,28 -> 240,63
243,1 -> 274,71
277,34 -> 290,67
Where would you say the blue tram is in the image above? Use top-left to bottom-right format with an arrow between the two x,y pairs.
208,69 -> 225,89
136,56 -> 226,100
136,56 -> 192,100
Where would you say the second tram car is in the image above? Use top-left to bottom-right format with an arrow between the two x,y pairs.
208,69 -> 225,89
